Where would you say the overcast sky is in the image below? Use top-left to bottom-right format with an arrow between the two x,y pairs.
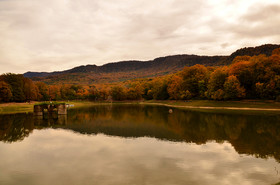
0,0 -> 280,74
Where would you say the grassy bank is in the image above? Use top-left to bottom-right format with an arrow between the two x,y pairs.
142,100 -> 280,109
1,100 -> 280,114
0,101 -> 109,114
139,100 -> 280,115
0,102 -> 34,114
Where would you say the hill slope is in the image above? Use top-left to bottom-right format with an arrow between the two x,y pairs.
24,44 -> 280,85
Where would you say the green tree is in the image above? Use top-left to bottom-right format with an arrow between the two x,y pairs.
224,75 -> 246,100
111,86 -> 126,101
0,81 -> 12,102
181,64 -> 209,98
229,61 -> 253,95
147,78 -> 169,100
36,82 -> 50,101
88,85 -> 100,100
60,84 -> 76,100
126,88 -> 142,100
1,73 -> 25,102
206,67 -> 228,99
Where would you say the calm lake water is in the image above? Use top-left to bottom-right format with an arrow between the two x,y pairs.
0,104 -> 280,185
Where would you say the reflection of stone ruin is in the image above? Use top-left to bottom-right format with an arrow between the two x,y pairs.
34,114 -> 67,126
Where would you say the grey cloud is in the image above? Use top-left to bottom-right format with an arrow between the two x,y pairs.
197,3 -> 280,51
228,4 -> 280,38
0,0 -> 280,73
221,43 -> 230,49
241,4 -> 280,23
230,21 -> 280,38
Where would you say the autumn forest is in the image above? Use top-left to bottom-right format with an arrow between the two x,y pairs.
1,47 -> 280,103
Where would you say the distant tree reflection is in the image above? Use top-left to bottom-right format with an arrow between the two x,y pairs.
0,105 -> 280,162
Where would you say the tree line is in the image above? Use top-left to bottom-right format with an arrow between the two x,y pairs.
0,48 -> 280,102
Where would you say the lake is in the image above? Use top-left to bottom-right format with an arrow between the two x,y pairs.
0,104 -> 280,185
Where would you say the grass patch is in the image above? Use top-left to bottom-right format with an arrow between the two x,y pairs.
65,101 -> 112,108
139,100 -> 280,115
0,102 -> 34,114
0,101 -> 112,114
35,102 -> 66,106
143,100 -> 280,109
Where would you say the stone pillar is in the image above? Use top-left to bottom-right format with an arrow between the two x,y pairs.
34,105 -> 43,116
57,104 -> 67,115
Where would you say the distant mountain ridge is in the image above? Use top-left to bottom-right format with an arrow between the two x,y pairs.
24,55 -> 227,78
24,44 -> 280,84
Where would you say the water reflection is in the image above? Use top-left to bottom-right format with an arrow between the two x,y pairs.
1,104 -> 280,162
0,104 -> 280,185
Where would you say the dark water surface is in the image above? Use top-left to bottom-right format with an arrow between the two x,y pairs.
0,104 -> 280,185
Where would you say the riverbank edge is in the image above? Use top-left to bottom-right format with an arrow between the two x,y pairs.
1,100 -> 280,114
140,102 -> 280,112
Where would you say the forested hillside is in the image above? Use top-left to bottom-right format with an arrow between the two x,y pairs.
24,55 -> 227,85
1,46 -> 280,102
24,44 -> 280,85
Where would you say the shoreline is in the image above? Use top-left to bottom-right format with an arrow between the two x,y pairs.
1,100 -> 280,114
139,102 -> 280,112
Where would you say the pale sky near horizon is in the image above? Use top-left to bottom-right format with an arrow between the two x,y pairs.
0,0 -> 280,74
